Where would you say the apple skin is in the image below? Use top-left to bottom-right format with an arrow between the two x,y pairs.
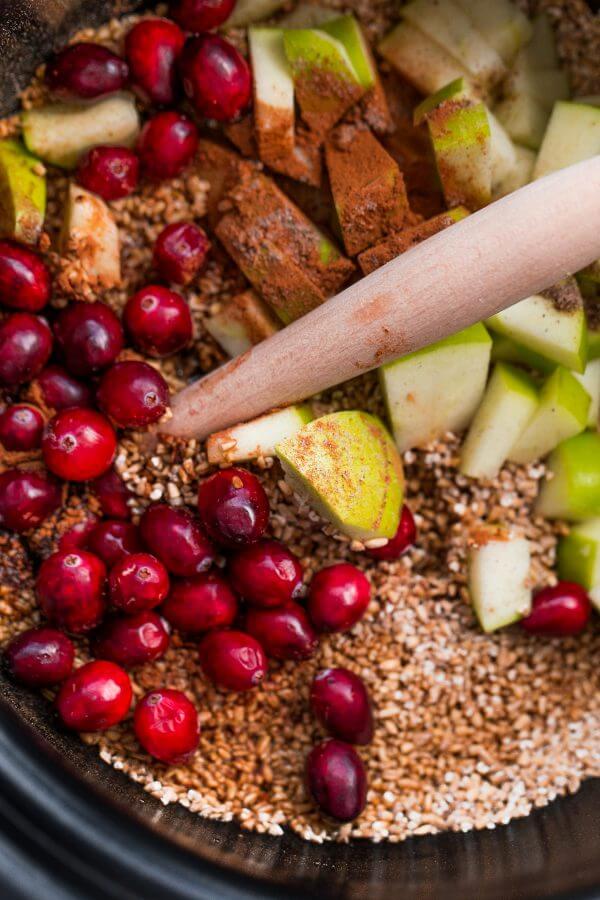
0,139 -> 46,245
427,100 -> 492,209
320,15 -> 375,89
557,519 -> 600,591
536,431 -> 600,521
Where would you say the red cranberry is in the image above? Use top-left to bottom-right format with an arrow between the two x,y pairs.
76,146 -> 139,201
91,467 -> 132,519
180,34 -> 251,122
137,111 -> 198,181
0,404 -> 44,451
59,515 -> 99,552
310,668 -> 373,745
229,540 -> 303,608
87,519 -> 143,567
36,365 -> 93,411
109,552 -> 170,614
245,603 -> 317,661
93,611 -> 170,668
199,629 -> 267,691
170,0 -> 235,31
520,581 -> 591,636
0,240 -> 51,312
161,572 -> 237,634
123,285 -> 192,357
37,549 -> 106,633
198,467 -> 269,548
140,504 -> 214,576
5,626 -> 74,687
134,688 -> 199,764
97,361 -> 170,428
54,301 -> 124,376
153,222 -> 210,285
0,313 -> 52,387
57,660 -> 132,731
305,739 -> 367,822
46,43 -> 128,100
125,18 -> 184,106
308,564 -> 371,634
366,506 -> 417,561
0,468 -> 61,533
42,408 -> 116,481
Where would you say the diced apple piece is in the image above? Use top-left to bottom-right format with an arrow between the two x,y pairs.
490,333 -> 555,374
222,0 -> 285,28
59,183 -> 120,288
320,15 -> 375,89
0,139 -> 46,245
460,363 -> 538,479
379,323 -> 492,452
427,99 -> 492,209
557,518 -> 600,591
492,144 -> 535,198
534,101 -> 600,180
276,411 -> 404,541
455,0 -> 532,64
526,13 -> 560,70
205,289 -> 281,357
573,359 -> 600,428
278,4 -> 337,29
486,108 -> 518,188
505,64 -> 569,112
468,526 -> 532,632
494,92 -> 549,150
22,92 -> 140,170
536,431 -> 600,520
379,23 -> 473,98
589,325 -> 600,361
207,405 -> 313,465
249,28 -> 295,164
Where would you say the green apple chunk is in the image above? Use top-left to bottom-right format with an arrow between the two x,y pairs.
378,23 -> 473,98
278,4 -> 337,28
455,0 -> 532,64
249,28 -> 295,164
505,64 -> 569,112
491,333 -> 555,374
460,363 -> 538,479
276,411 -> 404,541
59,183 -> 120,288
223,0 -> 285,27
573,360 -> 600,428
207,405 -> 313,465
525,13 -> 561,70
468,526 -> 532,632
494,92 -> 549,151
589,326 -> 600,362
536,431 -> 600,520
533,101 -> 600,180
427,100 -> 492,209
320,15 -> 376,90
379,323 -> 492,452
509,366 -> 590,464
557,518 -> 600,591
22,92 -> 140,170
0,139 -> 46,245
492,144 -> 535,198
205,289 -> 281,358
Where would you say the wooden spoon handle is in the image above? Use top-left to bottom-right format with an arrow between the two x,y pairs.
164,156 -> 600,441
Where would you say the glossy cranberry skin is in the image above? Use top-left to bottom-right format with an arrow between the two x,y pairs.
5,627 -> 74,687
180,34 -> 251,123
57,660 -> 132,731
170,0 -> 235,31
199,629 -> 267,691
46,43 -> 129,100
124,285 -> 192,357
58,515 -> 99,552
229,540 -> 303,608
366,506 -> 417,561
0,313 -> 52,387
310,668 -> 373,745
308,564 -> 371,634
0,404 -> 44,451
153,222 -> 210,285
125,18 -> 184,106
140,504 -> 214,576
161,572 -> 237,634
134,688 -> 199,764
93,611 -> 170,668
91,467 -> 132,519
97,361 -> 170,428
87,519 -> 143,568
137,111 -> 198,181
0,469 -> 61,533
36,365 -> 93,411
109,552 -> 170,614
245,602 -> 317,661
37,549 -> 106,633
198,467 -> 269,548
54,301 -> 124,377
0,240 -> 51,312
76,146 -> 139,201
520,581 -> 591,636
42,408 -> 116,481
306,739 -> 367,822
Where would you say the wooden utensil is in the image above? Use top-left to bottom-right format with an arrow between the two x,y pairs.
163,157 -> 600,441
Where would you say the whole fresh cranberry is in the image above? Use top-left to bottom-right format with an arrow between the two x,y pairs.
87,519 -> 143,567
199,629 -> 267,691
140,503 -> 214,576
46,43 -> 129,99
180,34 -> 251,122
36,365 -> 93,411
170,0 -> 235,31
4,626 -> 75,686
153,222 -> 210,285
246,603 -> 317,661
305,739 -> 367,822
109,552 -> 170,613
57,660 -> 132,731
90,467 -> 132,519
37,549 -> 106,633
229,540 -> 303,608
0,404 -> 44,451
134,688 -> 199,764
93,611 -> 170,668
366,506 -> 417,561
97,360 -> 170,428
137,111 -> 198,180
308,564 -> 371,634
76,146 -> 139,201
0,468 -> 61,533
0,313 -> 52,387
0,240 -> 51,312
42,408 -> 116,481
520,581 -> 591,636
310,668 -> 373,745
125,18 -> 184,106
54,301 -> 124,376
124,285 -> 192,357
198,467 -> 269,548
161,572 -> 237,634
59,515 -> 99,552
